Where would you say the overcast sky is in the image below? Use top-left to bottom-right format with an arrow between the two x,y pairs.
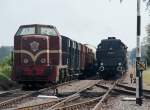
0,0 -> 149,50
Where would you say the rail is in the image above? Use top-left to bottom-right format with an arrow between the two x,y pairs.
46,80 -> 100,110
0,89 -> 20,97
53,97 -> 102,110
5,80 -> 100,110
92,80 -> 118,110
0,80 -> 77,109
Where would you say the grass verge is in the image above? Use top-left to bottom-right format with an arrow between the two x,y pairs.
143,67 -> 150,86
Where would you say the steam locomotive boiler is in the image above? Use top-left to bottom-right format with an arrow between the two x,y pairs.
96,37 -> 128,79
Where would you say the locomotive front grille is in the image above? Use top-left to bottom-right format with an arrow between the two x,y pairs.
15,66 -> 52,82
20,75 -> 48,81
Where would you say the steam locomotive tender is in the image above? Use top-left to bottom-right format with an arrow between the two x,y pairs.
11,24 -> 95,86
96,37 -> 128,79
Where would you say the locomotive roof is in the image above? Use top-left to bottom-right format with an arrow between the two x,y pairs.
101,37 -> 121,43
19,24 -> 55,28
99,37 -> 127,48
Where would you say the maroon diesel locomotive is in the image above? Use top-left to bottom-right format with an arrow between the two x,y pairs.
11,24 -> 95,86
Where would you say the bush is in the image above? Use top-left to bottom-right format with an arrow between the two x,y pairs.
1,66 -> 11,77
0,55 -> 12,78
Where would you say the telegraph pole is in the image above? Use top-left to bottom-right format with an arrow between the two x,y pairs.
136,0 -> 143,105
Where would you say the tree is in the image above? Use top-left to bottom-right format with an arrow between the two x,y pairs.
130,46 -> 146,63
0,46 -> 13,61
110,0 -> 150,9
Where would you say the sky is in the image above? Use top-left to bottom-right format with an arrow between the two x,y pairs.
0,0 -> 149,50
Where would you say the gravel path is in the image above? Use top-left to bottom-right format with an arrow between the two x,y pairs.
102,95 -> 150,110
58,80 -> 98,93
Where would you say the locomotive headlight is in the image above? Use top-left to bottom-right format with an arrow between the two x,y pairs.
40,58 -> 46,63
23,58 -> 29,64
118,62 -> 121,66
100,62 -> 103,65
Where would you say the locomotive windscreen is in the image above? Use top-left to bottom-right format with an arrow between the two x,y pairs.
16,25 -> 57,36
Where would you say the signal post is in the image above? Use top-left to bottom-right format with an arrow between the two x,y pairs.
136,0 -> 143,106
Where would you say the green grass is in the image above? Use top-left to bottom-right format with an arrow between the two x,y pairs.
143,67 -> 150,87
0,73 -> 10,80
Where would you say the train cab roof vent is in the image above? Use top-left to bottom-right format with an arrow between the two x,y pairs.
108,37 -> 116,39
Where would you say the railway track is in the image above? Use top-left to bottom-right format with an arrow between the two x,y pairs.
0,78 -> 124,110
0,89 -> 21,99
50,74 -> 125,110
0,89 -> 33,104
2,73 -> 150,110
115,84 -> 150,98
0,89 -> 20,96
5,80 -> 101,110
96,83 -> 150,99
44,80 -> 118,110
47,80 -> 101,110
0,80 -> 77,110
93,80 -> 118,110
0,87 -> 53,109
47,80 -> 117,110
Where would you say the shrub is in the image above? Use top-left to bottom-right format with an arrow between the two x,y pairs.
0,55 -> 12,77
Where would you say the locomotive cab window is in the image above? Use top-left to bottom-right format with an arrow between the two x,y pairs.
40,27 -> 57,36
16,26 -> 35,36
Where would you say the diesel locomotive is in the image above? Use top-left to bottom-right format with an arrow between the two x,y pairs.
11,24 -> 95,87
96,37 -> 128,79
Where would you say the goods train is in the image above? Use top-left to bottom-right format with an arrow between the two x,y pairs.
11,24 -> 95,87
96,37 -> 128,79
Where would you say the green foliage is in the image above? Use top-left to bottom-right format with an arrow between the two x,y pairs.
0,66 -> 11,77
0,55 -> 11,66
147,24 -> 150,36
145,46 -> 150,65
130,48 -> 136,60
110,0 -> 150,8
129,46 -> 146,63
0,55 -> 12,77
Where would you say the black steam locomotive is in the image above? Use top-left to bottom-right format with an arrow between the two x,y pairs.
96,37 -> 128,79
